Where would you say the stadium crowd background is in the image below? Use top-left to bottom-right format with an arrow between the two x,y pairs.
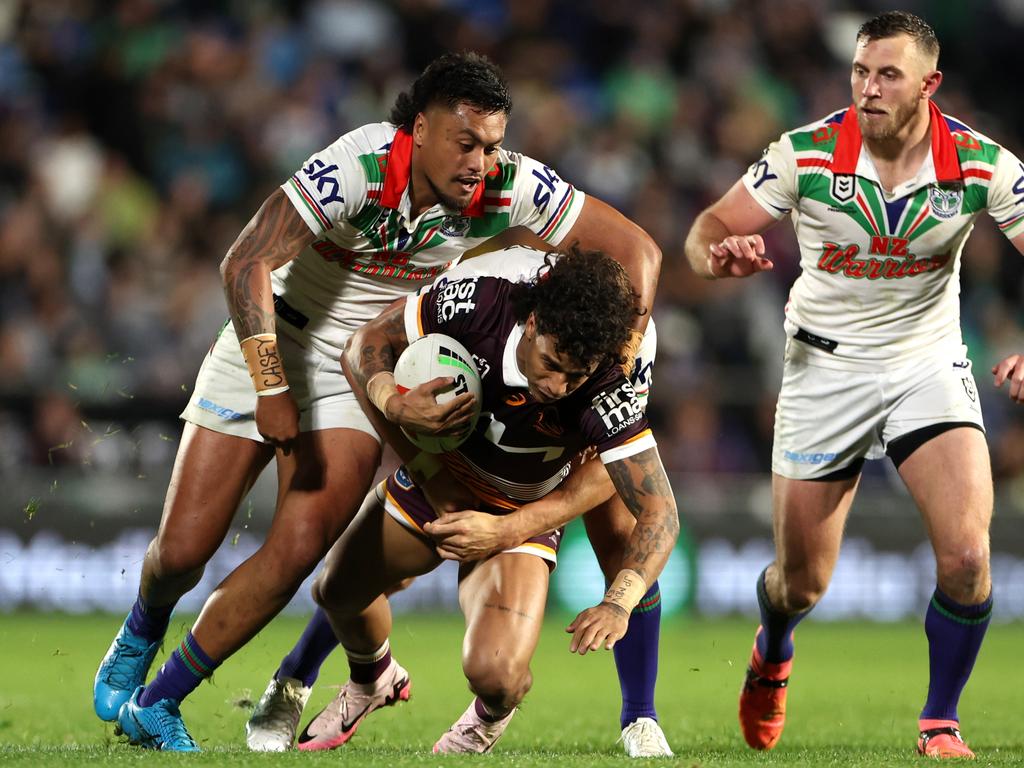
3,0 -> 1024,502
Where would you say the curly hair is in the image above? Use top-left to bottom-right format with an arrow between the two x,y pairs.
389,52 -> 512,131
857,11 -> 939,63
511,247 -> 641,369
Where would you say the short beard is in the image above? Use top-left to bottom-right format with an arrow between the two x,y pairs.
861,97 -> 920,141
426,175 -> 471,212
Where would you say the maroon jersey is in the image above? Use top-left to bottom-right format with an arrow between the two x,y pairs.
401,276 -> 656,509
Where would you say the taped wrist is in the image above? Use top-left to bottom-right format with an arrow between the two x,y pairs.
367,371 -> 399,417
240,333 -> 290,396
602,568 -> 647,614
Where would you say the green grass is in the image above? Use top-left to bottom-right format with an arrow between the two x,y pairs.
1,612 -> 1022,766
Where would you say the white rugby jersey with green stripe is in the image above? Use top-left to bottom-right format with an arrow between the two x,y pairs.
277,122 -> 585,358
744,101 -> 1024,366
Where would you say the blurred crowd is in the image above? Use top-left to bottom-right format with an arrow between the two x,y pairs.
4,0 -> 1024,487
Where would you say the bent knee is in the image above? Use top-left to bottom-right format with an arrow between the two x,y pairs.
776,570 -> 830,613
936,543 -> 991,597
148,536 -> 212,580
463,656 -> 532,712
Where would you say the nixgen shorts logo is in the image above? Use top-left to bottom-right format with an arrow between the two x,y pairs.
783,450 -> 837,465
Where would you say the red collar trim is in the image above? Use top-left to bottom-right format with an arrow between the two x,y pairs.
379,128 -> 487,217
830,101 -> 962,182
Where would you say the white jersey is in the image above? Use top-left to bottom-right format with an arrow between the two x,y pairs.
744,102 -> 1024,368
276,122 -> 586,358
425,245 -> 657,404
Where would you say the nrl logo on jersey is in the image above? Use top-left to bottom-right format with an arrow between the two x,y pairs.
440,215 -> 471,237
929,184 -> 963,220
831,174 -> 855,203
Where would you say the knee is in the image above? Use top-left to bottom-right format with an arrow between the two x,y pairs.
311,570 -> 360,616
263,526 -> 333,587
463,654 -> 532,713
775,566 -> 830,613
935,540 -> 991,600
148,535 -> 209,581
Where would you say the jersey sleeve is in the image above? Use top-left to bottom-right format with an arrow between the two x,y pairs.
403,276 -> 499,343
986,145 -> 1024,239
281,134 -> 369,235
579,373 -> 657,463
740,134 -> 799,219
506,152 -> 586,246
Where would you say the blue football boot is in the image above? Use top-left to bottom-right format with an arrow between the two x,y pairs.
117,686 -> 200,751
93,617 -> 161,721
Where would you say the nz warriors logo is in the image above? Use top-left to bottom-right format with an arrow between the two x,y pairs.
929,184 -> 963,220
440,215 -> 471,237
831,174 -> 855,203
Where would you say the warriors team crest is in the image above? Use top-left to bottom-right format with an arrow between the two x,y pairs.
929,184 -> 963,220
440,215 -> 471,236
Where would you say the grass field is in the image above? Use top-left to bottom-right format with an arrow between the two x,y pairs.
1,612 -> 1022,766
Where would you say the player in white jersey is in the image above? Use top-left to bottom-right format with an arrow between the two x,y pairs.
98,52 -> 661,752
684,12 -> 1024,760
244,247 -> 670,756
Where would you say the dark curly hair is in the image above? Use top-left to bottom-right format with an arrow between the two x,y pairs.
857,11 -> 939,63
389,52 -> 512,131
511,247 -> 641,369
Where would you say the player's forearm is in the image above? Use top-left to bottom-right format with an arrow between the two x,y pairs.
221,188 -> 312,337
605,448 -> 679,586
507,458 -> 616,541
683,208 -> 730,279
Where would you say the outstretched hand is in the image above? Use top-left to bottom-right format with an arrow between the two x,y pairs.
992,354 -> 1024,403
386,376 -> 476,435
565,602 -> 629,655
708,235 -> 773,278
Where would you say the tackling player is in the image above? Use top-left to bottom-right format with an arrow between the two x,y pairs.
684,11 -> 1024,759
97,52 -> 660,751
281,248 -> 677,754
246,246 -> 670,756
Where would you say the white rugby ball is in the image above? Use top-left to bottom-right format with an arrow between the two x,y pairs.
393,333 -> 482,453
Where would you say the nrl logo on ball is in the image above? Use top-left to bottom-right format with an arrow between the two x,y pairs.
929,184 -> 963,220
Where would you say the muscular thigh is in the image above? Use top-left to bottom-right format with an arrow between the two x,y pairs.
267,427 -> 382,552
459,554 -> 549,663
157,423 -> 273,557
582,494 -> 636,578
318,485 -> 442,609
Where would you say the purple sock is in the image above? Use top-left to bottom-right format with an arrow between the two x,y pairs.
613,581 -> 661,729
347,639 -> 392,685
755,567 -> 809,664
125,593 -> 174,643
277,608 -> 340,687
138,631 -> 219,707
921,587 -> 993,722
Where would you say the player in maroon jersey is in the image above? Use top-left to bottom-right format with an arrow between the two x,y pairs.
289,248 -> 678,754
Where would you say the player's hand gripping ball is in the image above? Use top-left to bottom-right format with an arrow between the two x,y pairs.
394,333 -> 482,453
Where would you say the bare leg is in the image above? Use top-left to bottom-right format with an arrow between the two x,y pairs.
899,427 -> 992,740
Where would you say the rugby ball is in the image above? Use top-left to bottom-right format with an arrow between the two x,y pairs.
393,333 -> 482,453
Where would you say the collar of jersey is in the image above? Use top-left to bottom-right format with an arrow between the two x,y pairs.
830,100 -> 962,191
502,323 -> 529,389
379,127 -> 487,218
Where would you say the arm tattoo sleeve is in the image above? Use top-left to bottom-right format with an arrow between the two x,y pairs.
605,447 -> 680,584
222,188 -> 315,339
349,302 -> 409,389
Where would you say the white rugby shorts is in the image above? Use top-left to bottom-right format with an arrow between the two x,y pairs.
771,339 -> 984,480
180,322 -> 378,442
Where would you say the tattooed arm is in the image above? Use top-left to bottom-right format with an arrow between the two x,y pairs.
567,446 -> 679,655
219,188 -> 316,449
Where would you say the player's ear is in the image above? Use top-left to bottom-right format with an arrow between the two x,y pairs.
525,313 -> 537,341
922,68 -> 941,99
413,112 -> 427,147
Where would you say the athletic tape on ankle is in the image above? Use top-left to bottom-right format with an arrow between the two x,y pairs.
240,333 -> 289,395
367,371 -> 399,416
603,569 -> 647,613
